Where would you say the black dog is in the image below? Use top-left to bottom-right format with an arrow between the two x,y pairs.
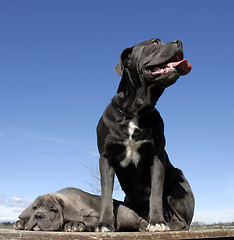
96,38 -> 195,232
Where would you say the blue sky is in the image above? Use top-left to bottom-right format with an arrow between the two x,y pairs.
0,0 -> 234,223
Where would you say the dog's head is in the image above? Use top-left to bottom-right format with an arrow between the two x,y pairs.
18,193 -> 84,231
115,38 -> 191,89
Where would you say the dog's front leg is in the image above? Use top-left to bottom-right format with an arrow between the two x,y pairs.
96,155 -> 115,232
147,155 -> 170,232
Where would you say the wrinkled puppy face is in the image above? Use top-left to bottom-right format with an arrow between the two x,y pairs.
118,38 -> 191,88
27,194 -> 64,231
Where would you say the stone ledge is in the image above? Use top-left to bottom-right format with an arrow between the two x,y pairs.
1,229 -> 234,240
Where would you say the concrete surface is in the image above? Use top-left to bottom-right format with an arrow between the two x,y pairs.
1,229 -> 234,240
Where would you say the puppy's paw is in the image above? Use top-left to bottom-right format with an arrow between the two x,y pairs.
95,223 -> 114,232
64,222 -> 86,232
146,223 -> 170,232
139,219 -> 149,232
13,220 -> 27,230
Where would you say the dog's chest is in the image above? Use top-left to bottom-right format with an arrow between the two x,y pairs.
120,117 -> 149,167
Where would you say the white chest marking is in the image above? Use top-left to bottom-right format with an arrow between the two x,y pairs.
120,117 -> 147,167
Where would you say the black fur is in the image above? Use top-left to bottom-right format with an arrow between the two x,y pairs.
96,38 -> 194,232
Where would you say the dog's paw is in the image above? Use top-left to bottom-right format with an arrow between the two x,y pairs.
13,220 -> 27,230
146,223 -> 170,232
95,223 -> 114,232
138,219 -> 149,232
64,222 -> 86,232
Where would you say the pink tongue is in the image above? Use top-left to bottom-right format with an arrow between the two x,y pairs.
168,59 -> 192,76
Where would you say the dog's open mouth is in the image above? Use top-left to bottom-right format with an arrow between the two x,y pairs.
145,52 -> 192,76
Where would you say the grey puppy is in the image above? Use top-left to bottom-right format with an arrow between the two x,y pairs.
14,187 -> 147,232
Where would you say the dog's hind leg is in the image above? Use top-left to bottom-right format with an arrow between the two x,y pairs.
165,170 -> 195,231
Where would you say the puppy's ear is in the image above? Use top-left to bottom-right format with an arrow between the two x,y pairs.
114,47 -> 133,76
19,203 -> 34,220
19,196 -> 44,220
61,198 -> 84,223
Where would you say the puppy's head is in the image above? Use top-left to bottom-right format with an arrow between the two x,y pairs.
21,193 -> 65,231
18,193 -> 84,231
115,38 -> 191,89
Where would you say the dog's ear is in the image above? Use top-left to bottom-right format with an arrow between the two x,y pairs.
19,203 -> 34,220
19,196 -> 43,220
60,198 -> 84,223
115,47 -> 133,76
114,62 -> 123,76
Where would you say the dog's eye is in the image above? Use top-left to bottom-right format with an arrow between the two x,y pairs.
50,208 -> 58,213
151,39 -> 159,45
32,206 -> 37,211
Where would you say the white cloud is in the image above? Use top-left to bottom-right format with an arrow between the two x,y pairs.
0,195 -> 7,205
88,151 -> 99,157
25,133 -> 71,144
0,195 -> 32,220
0,129 -> 72,145
193,209 -> 234,224
0,205 -> 20,221
7,197 -> 32,208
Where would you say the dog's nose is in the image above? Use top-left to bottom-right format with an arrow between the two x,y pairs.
172,40 -> 183,48
34,212 -> 45,221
